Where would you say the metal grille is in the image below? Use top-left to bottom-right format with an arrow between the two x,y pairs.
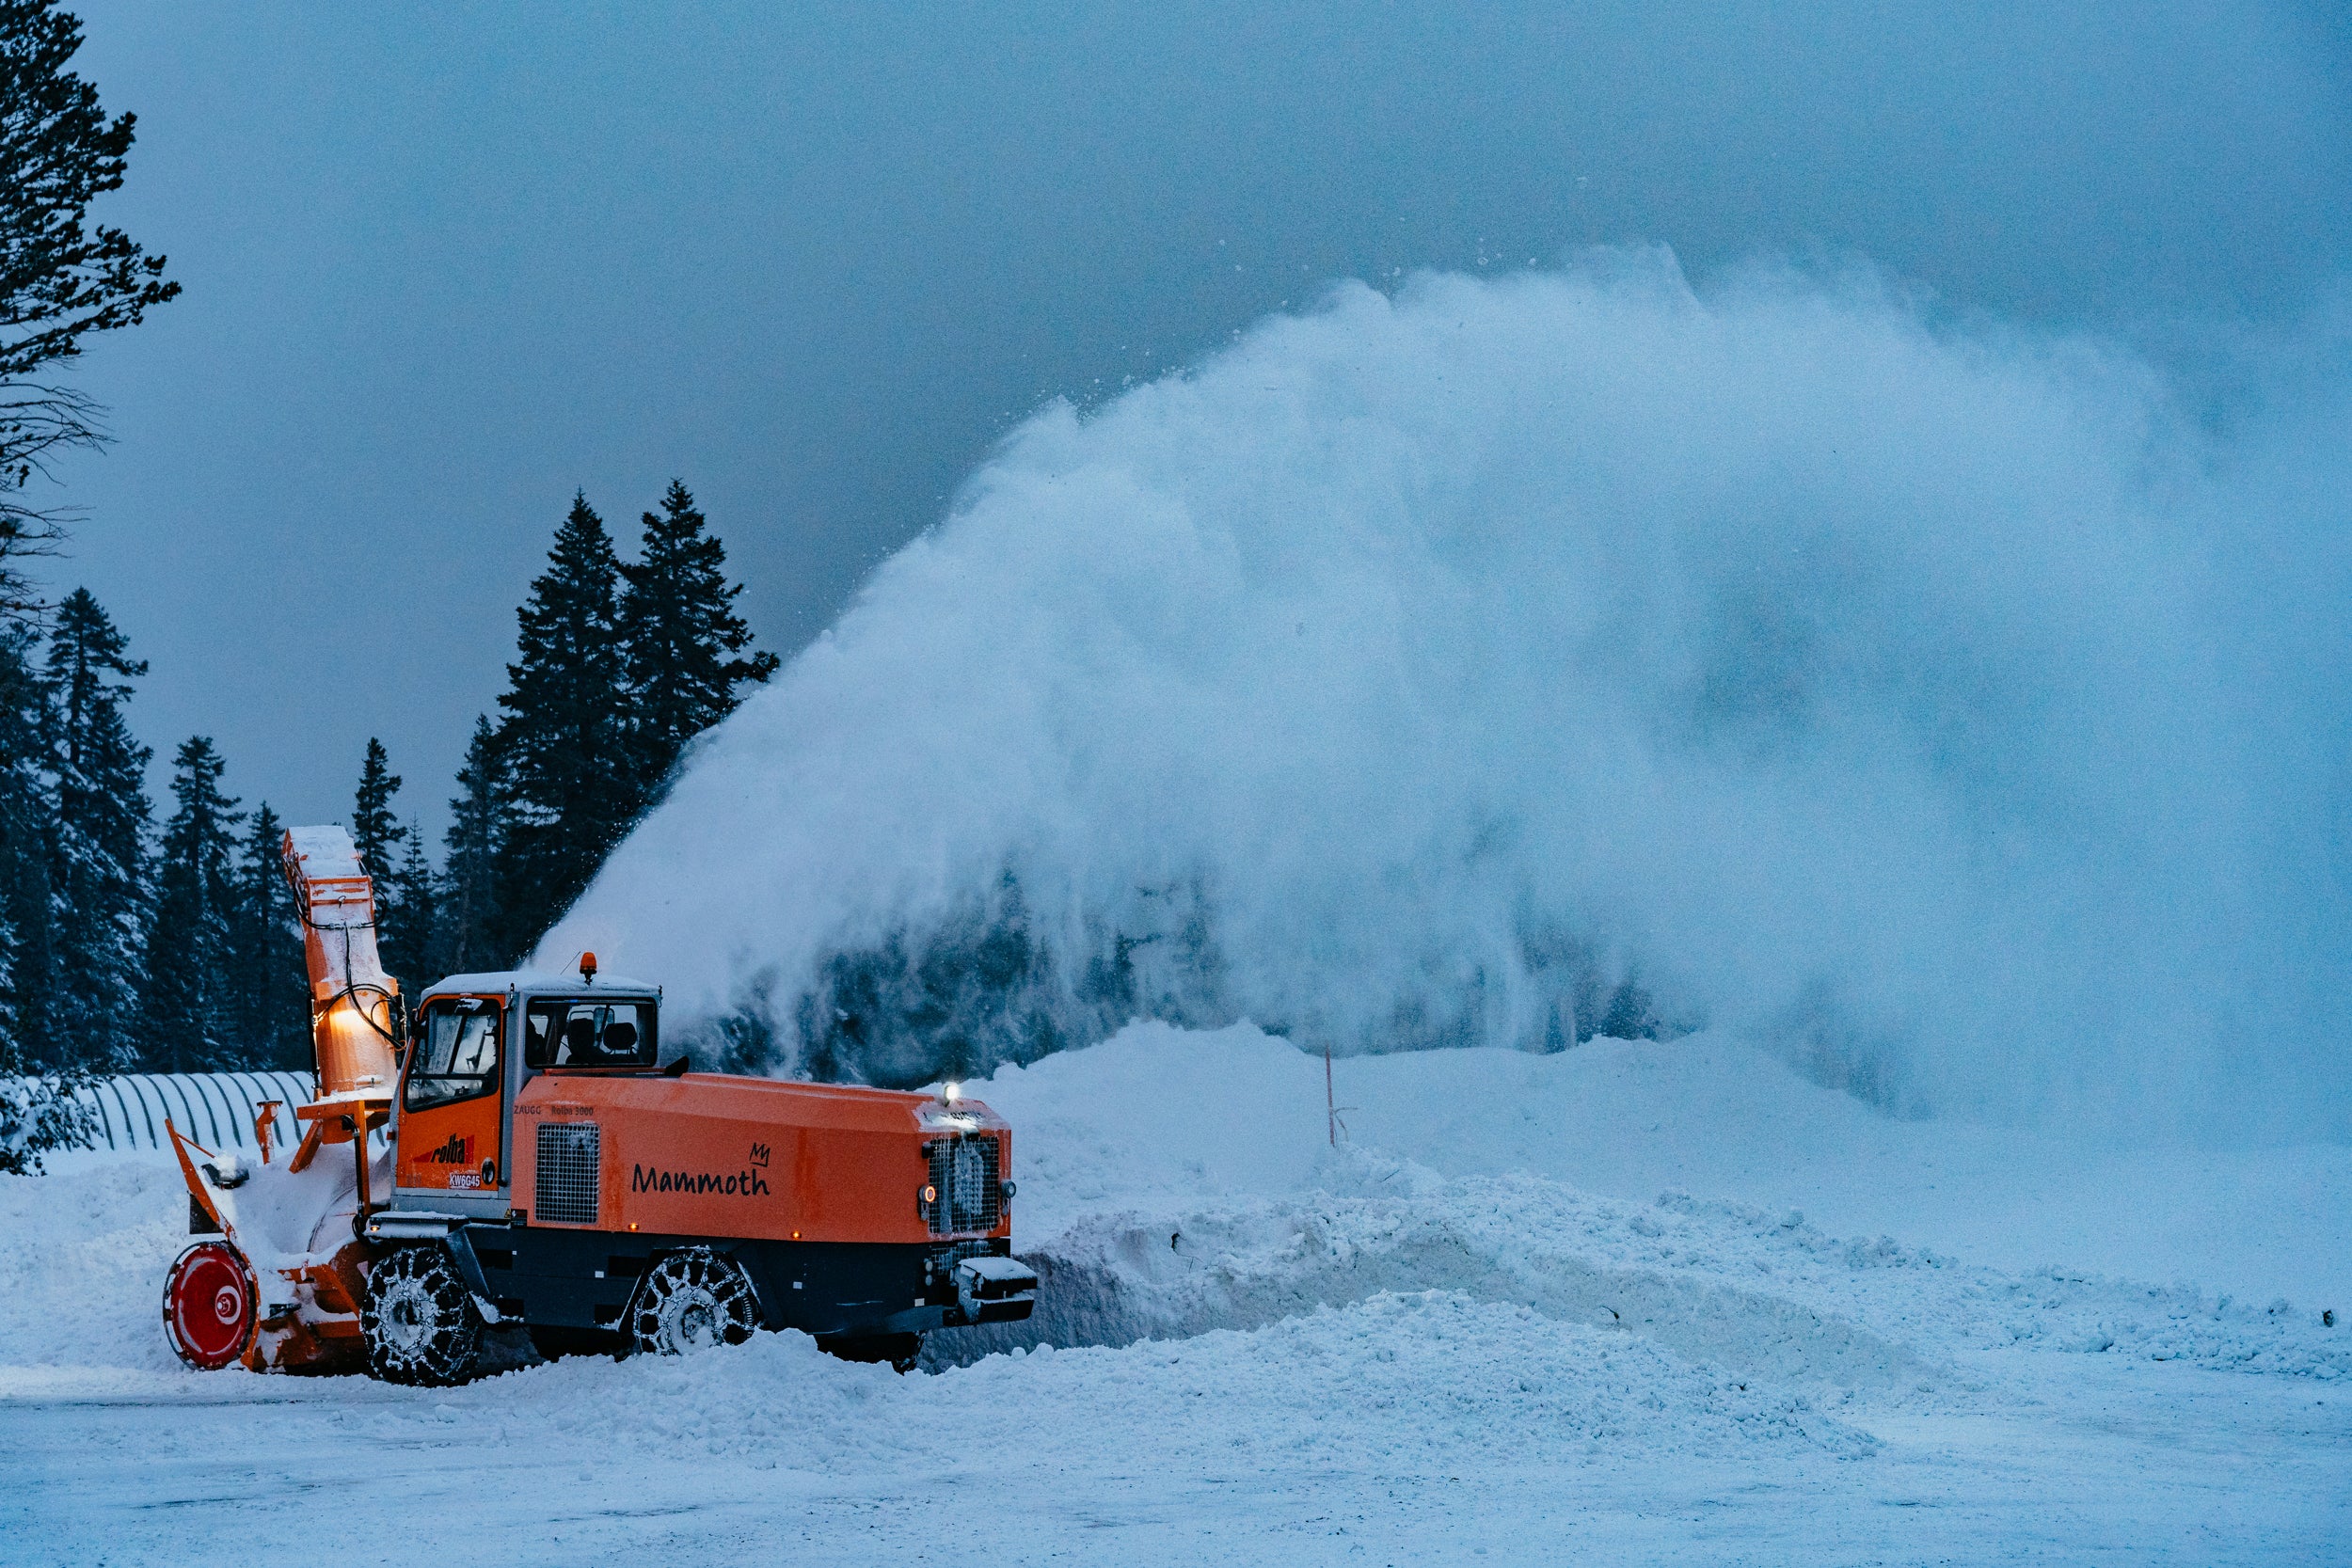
924,1134 -> 1001,1235
535,1122 -> 600,1226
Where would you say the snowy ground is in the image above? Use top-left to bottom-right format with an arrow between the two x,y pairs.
5,1025 -> 2347,1565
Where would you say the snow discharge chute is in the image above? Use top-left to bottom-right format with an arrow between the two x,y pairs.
547,254 -> 2352,1138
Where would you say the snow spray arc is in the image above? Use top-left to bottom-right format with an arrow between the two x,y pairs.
763,869 -> 1670,1091
547,253 -> 2352,1136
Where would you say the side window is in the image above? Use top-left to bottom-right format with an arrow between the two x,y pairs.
406,1001 -> 502,1110
524,1000 -> 656,1069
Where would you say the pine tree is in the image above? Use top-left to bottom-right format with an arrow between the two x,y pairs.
380,818 -> 436,997
142,736 -> 242,1071
227,802 -> 305,1069
44,587 -> 149,1075
350,737 -> 404,877
437,715 -> 506,974
0,620 -> 64,1168
496,493 -> 632,952
0,1 -> 180,611
617,480 -> 778,796
0,625 -> 55,1060
0,2 -> 179,377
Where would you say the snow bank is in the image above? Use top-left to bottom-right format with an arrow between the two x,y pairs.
937,1024 -> 2351,1385
0,1154 -> 189,1386
548,257 -> 2352,1137
977,1022 -> 2352,1310
422,1291 -> 1875,1478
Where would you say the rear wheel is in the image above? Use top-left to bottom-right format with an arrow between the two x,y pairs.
162,1242 -> 254,1370
361,1245 -> 483,1386
626,1248 -> 758,1355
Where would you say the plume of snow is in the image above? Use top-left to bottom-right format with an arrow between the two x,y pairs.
548,252 -> 2352,1135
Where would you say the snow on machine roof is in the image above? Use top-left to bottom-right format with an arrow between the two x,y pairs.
421,969 -> 661,999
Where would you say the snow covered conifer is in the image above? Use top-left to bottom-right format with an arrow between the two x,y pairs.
380,818 -> 435,998
349,736 -> 419,993
44,587 -> 150,1075
617,479 -> 778,800
0,620 -> 69,1167
437,715 -> 507,973
228,802 -> 306,1069
0,626 -> 56,1055
350,737 -> 404,877
142,736 -> 243,1070
496,493 -> 632,953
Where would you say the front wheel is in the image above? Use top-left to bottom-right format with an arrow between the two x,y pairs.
361,1245 -> 483,1386
626,1248 -> 759,1355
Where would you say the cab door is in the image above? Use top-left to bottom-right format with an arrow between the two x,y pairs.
397,996 -> 506,1196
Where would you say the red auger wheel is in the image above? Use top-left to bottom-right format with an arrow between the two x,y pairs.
163,1241 -> 255,1370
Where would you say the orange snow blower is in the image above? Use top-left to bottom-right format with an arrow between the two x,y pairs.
161,825 -> 1032,1383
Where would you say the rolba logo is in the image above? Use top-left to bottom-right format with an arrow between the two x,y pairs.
421,1133 -> 470,1165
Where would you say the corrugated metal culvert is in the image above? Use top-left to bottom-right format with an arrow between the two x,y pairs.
57,1071 -> 315,1152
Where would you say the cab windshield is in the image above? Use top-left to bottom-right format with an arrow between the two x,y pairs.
524,999 -> 657,1069
407,1000 -> 501,1109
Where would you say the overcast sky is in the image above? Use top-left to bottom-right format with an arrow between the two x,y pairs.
40,1 -> 2352,838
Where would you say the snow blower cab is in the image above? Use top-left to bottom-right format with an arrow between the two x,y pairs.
160,825 -> 1035,1384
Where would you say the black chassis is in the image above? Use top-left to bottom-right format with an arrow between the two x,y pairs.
432,1222 -> 1020,1347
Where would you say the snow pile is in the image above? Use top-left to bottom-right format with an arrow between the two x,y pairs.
548,257 -> 2352,1136
950,1164 -> 2350,1386
205,1138 -> 385,1275
922,1024 -> 2351,1386
417,1291 -> 1874,1475
0,1156 -> 188,1384
978,1022 -> 2352,1311
0,1136 -> 373,1392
